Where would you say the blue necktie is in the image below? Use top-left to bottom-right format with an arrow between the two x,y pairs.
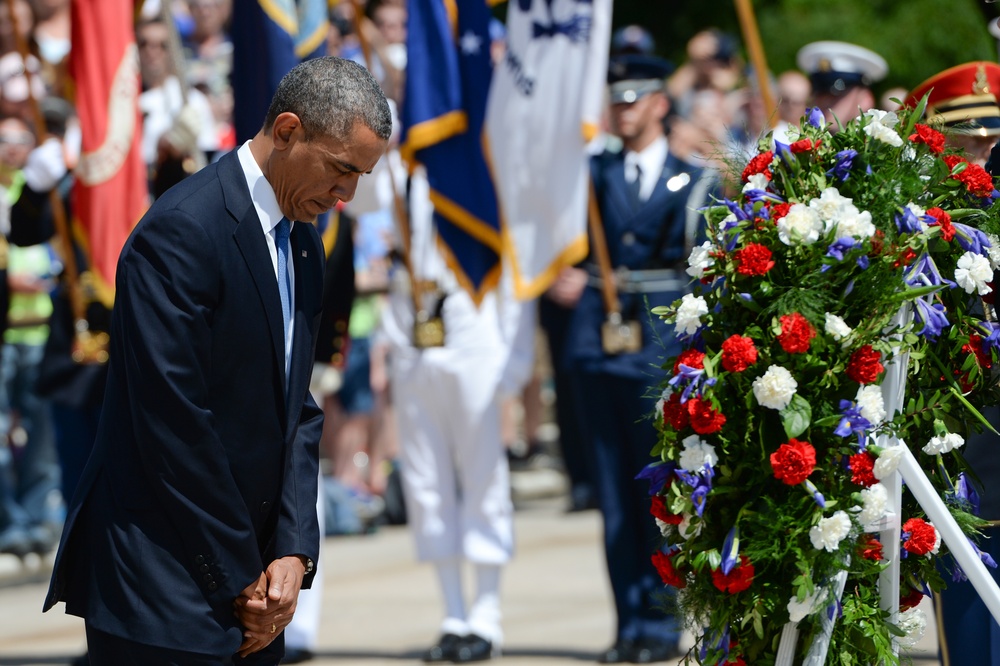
275,217 -> 292,364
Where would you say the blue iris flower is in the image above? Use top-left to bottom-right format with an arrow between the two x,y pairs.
955,472 -> 981,516
822,238 -> 857,272
903,252 -> 954,289
895,207 -> 924,234
913,298 -> 949,340
635,461 -> 676,495
720,527 -> 740,575
953,222 -> 990,254
806,106 -> 825,128
676,466 -> 714,517
826,149 -> 858,181
834,399 -> 872,448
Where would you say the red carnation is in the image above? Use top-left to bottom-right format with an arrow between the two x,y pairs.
899,585 -> 925,611
769,201 -> 791,222
925,207 -> 955,241
650,495 -> 682,525
847,345 -> 884,384
944,154 -> 996,198
902,517 -> 939,556
892,247 -> 917,269
963,333 -> 992,369
859,537 -> 883,561
849,452 -> 878,487
909,124 -> 945,153
662,393 -> 689,430
777,312 -> 816,354
652,551 -> 687,588
741,150 -> 774,182
687,396 -> 726,435
790,138 -> 820,153
711,555 -> 755,594
673,349 -> 706,375
721,335 -> 758,373
770,438 -> 816,485
734,243 -> 775,276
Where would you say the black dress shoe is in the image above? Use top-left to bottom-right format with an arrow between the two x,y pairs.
597,639 -> 634,664
454,634 -> 496,662
422,633 -> 464,662
630,637 -> 680,664
280,647 -> 314,664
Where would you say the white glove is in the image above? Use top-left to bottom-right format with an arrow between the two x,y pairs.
23,137 -> 67,192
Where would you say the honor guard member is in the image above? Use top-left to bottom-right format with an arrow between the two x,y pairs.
551,54 -> 714,663
797,40 -> 887,126
904,61 -> 1000,168
906,62 -> 1000,666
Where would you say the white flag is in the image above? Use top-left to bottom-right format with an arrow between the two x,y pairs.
486,0 -> 612,299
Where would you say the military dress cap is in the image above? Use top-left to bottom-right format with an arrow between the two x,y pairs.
611,25 -> 656,56
608,54 -> 673,104
904,62 -> 1000,137
796,40 -> 888,96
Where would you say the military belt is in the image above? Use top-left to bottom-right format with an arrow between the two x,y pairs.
585,265 -> 687,294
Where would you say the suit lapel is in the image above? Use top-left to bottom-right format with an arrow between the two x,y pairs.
284,224 -> 320,434
220,153 -> 288,399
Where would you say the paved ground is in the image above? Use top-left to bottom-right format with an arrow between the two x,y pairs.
0,474 -> 942,666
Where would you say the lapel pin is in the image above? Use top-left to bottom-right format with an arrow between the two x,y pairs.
301,250 -> 308,257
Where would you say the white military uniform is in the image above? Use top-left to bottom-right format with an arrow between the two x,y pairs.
377,168 -> 534,642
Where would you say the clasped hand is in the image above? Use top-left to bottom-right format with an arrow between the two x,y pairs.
233,555 -> 307,658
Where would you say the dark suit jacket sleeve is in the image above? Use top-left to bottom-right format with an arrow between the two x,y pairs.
115,209 -> 263,601
277,390 -> 323,588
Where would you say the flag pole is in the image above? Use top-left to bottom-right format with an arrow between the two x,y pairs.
348,0 -> 425,322
733,0 -> 777,128
4,0 -> 104,363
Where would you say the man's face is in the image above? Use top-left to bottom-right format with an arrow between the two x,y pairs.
814,87 -> 873,126
268,115 -> 387,224
0,117 -> 34,170
949,133 -> 997,168
609,92 -> 666,142
374,6 -> 407,45
138,23 -> 171,86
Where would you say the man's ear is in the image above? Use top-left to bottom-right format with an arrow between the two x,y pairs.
653,92 -> 670,121
271,112 -> 303,150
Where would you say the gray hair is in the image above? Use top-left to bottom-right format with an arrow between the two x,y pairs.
263,56 -> 392,142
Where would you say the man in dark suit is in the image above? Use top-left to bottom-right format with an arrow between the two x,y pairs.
42,56 -> 391,665
551,54 -> 713,663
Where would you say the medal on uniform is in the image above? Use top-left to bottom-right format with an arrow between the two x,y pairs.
601,311 -> 642,355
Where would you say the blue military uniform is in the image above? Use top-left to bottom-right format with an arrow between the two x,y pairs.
567,54 -> 713,663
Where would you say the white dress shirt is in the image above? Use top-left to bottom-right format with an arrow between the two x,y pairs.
624,135 -> 668,202
237,140 -> 296,376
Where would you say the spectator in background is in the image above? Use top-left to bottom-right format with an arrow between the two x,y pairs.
26,0 -> 70,97
667,28 -> 742,121
797,40 -> 887,126
137,16 -> 218,198
772,68 -> 811,144
182,0 -> 235,152
0,113 -> 60,559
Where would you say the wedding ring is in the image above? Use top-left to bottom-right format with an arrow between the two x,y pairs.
270,623 -> 276,634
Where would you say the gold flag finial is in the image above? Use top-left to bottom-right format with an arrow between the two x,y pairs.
974,63 -> 991,95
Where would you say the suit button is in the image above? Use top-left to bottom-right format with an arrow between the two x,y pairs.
195,555 -> 205,564
203,573 -> 214,582
622,232 -> 636,246
260,501 -> 271,514
199,563 -> 210,573
208,582 -> 218,592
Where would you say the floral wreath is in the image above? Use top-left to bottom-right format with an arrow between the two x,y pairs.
641,101 -> 1000,664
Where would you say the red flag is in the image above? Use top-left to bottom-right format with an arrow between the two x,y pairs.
70,0 -> 147,306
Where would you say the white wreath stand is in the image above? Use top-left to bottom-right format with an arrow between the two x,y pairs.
774,306 -> 1000,664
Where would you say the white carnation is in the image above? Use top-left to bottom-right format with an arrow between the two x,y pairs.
873,445 -> 905,480
863,109 -> 904,147
855,483 -> 890,530
955,251 -> 994,295
986,233 -> 1000,270
675,294 -> 708,337
896,607 -> 927,648
809,187 -> 851,223
824,313 -> 853,342
743,173 -> 770,192
678,513 -> 702,540
654,517 -> 675,538
777,203 -> 824,246
809,510 -> 852,552
834,208 -> 876,239
855,385 -> 886,426
678,434 -> 718,472
686,241 -> 716,279
752,365 -> 798,410
922,432 -> 965,455
787,587 -> 826,623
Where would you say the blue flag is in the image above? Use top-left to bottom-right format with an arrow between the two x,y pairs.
231,1 -> 329,144
401,0 -> 501,303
